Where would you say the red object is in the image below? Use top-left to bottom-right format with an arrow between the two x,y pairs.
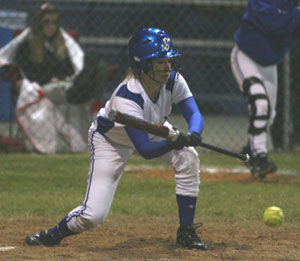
13,28 -> 23,37
1,64 -> 22,84
0,135 -> 26,152
90,99 -> 104,113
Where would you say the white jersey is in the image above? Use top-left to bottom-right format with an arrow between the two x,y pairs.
91,71 -> 192,147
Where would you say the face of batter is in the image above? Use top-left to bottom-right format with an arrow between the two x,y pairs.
140,57 -> 173,102
148,58 -> 172,84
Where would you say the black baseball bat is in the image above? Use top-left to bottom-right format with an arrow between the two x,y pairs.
108,110 -> 250,162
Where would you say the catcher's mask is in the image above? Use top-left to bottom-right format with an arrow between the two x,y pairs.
128,28 -> 180,76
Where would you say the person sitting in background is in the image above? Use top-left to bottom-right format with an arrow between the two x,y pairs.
0,2 -> 106,154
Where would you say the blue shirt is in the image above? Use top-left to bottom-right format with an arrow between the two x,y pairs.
234,0 -> 300,66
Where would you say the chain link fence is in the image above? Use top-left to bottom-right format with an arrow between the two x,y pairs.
0,0 -> 299,157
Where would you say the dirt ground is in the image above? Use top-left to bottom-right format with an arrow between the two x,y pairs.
1,169 -> 300,261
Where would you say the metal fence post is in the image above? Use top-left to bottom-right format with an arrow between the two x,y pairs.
282,53 -> 291,151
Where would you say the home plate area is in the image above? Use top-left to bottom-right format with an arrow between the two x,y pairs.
125,164 -> 299,183
0,246 -> 16,251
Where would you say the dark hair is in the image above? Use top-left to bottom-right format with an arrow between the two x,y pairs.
31,2 -> 60,34
27,2 -> 67,64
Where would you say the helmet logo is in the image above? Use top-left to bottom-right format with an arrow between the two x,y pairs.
161,37 -> 170,52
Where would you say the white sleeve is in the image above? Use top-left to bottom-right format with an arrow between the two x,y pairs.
0,28 -> 29,66
111,96 -> 144,123
62,29 -> 84,75
171,73 -> 193,104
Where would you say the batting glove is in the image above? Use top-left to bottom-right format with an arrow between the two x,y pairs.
168,131 -> 190,150
187,132 -> 202,147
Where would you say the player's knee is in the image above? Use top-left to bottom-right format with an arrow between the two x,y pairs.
174,147 -> 200,197
243,76 -> 264,96
175,147 -> 199,174
187,149 -> 200,180
243,77 -> 271,135
254,99 -> 268,115
249,98 -> 270,135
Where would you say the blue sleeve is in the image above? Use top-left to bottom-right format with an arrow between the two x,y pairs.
177,96 -> 204,134
125,127 -> 172,159
249,0 -> 300,33
292,6 -> 300,29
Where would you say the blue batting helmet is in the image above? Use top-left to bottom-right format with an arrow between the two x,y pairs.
128,28 -> 180,74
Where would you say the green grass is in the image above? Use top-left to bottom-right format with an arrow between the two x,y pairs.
0,152 -> 299,222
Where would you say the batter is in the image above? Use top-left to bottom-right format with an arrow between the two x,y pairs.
25,28 -> 208,251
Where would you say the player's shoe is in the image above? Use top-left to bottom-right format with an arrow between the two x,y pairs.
25,229 -> 60,246
249,153 -> 277,178
176,223 -> 208,250
241,144 -> 277,178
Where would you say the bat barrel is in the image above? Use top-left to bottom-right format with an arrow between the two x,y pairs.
108,110 -> 170,138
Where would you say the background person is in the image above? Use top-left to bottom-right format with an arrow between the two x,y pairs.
0,2 -> 104,153
230,0 -> 300,178
25,28 -> 208,251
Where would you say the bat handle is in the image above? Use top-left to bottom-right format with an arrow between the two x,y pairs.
198,141 -> 250,162
108,110 -> 116,121
166,127 -> 180,141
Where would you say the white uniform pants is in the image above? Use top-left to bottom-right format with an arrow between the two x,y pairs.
231,45 -> 278,155
66,130 -> 200,233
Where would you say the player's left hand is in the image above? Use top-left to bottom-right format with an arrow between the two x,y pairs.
187,132 -> 202,147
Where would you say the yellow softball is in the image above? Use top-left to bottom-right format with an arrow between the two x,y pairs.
264,206 -> 284,227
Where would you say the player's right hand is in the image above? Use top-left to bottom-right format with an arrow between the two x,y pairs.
167,131 -> 190,150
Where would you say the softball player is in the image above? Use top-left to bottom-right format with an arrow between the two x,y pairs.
25,28 -> 208,250
231,0 -> 300,178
